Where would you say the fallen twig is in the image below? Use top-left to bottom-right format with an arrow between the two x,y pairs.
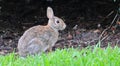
100,34 -> 109,42
99,12 -> 118,40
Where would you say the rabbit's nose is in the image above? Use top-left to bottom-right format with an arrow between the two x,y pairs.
64,24 -> 66,29
62,23 -> 66,30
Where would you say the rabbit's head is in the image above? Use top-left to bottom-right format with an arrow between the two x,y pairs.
47,7 -> 66,30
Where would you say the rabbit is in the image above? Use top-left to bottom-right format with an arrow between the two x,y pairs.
17,7 -> 66,57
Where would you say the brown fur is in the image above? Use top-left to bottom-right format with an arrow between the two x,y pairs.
17,7 -> 66,57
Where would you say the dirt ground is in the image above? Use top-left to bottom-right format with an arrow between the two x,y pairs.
0,24 -> 120,55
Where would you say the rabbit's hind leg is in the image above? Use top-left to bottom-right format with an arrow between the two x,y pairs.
27,38 -> 43,56
18,50 -> 28,57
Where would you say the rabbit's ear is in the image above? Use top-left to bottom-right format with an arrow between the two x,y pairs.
47,7 -> 54,19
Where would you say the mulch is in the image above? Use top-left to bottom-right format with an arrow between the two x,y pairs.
0,26 -> 120,55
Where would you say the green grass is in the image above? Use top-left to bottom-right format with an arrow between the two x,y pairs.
0,46 -> 120,66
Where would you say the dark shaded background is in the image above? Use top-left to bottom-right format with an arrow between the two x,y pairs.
0,0 -> 119,31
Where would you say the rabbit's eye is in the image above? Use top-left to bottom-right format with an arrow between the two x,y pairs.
56,20 -> 59,23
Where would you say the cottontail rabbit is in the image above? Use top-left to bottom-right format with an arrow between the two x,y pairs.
17,7 -> 66,57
